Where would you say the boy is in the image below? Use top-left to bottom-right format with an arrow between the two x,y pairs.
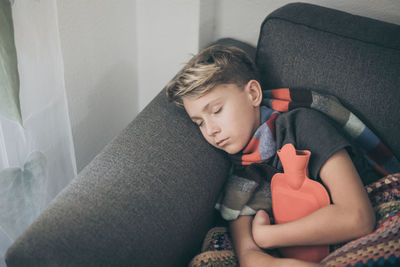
166,45 -> 375,267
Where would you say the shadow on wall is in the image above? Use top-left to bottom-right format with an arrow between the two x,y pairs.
72,60 -> 138,172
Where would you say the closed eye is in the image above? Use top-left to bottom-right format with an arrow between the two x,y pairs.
213,106 -> 222,114
193,121 -> 203,127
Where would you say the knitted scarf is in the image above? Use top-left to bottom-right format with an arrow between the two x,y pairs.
215,88 -> 400,221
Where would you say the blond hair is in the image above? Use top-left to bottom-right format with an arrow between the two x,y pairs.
166,45 -> 259,107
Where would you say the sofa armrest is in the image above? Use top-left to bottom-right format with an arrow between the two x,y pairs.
5,89 -> 230,267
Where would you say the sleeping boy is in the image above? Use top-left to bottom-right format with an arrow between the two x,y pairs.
166,45 -> 375,267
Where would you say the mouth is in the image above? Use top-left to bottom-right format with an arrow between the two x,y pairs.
216,138 -> 229,147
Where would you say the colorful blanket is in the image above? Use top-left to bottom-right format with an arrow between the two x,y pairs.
215,88 -> 400,221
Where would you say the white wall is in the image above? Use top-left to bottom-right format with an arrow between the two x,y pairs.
55,0 -> 399,172
200,0 -> 400,48
136,0 -> 200,111
56,0 -> 200,172
56,0 -> 138,171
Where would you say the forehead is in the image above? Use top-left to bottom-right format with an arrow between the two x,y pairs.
183,84 -> 240,113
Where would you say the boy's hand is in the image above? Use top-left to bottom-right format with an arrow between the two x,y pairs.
231,215 -> 322,267
252,210 -> 274,249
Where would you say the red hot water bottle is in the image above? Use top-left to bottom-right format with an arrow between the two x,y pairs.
271,143 -> 330,262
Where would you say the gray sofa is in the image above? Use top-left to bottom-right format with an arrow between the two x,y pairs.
5,3 -> 400,267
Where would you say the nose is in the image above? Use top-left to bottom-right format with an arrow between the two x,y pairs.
205,120 -> 220,136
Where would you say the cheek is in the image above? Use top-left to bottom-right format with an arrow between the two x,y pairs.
233,110 -> 256,137
221,106 -> 241,127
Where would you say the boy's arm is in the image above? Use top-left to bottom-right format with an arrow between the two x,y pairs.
230,216 -> 321,267
252,149 -> 376,249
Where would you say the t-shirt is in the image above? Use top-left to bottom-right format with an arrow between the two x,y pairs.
215,108 -> 380,221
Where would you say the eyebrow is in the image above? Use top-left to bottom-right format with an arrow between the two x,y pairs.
190,99 -> 221,120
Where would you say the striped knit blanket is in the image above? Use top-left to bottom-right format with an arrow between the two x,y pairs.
215,88 -> 400,221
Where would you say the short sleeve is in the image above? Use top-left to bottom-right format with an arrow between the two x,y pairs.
272,108 -> 351,180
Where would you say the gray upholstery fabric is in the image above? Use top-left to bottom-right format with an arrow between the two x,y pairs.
5,90 -> 231,267
256,3 -> 400,159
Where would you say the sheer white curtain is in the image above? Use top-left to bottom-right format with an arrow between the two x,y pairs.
0,0 -> 77,265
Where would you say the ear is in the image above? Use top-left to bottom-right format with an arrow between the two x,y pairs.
245,80 -> 262,107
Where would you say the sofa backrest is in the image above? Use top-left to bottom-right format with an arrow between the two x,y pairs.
256,3 -> 400,159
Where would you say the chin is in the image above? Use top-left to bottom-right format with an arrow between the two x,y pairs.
224,147 -> 240,155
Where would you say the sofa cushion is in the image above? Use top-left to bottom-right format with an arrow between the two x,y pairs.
256,3 -> 400,159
